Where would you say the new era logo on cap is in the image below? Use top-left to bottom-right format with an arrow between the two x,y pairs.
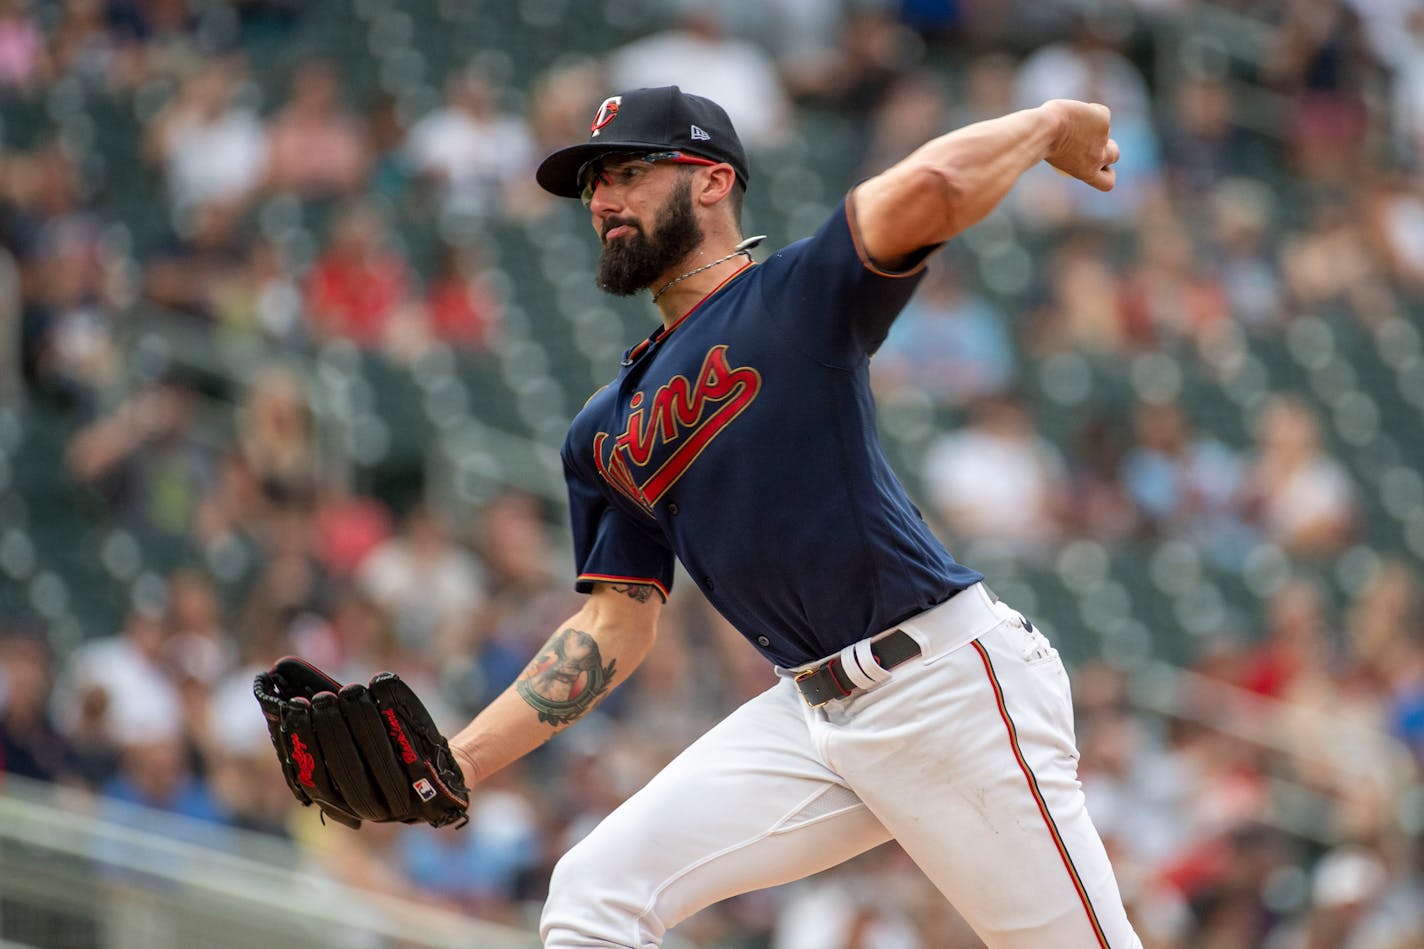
690,125 -> 710,141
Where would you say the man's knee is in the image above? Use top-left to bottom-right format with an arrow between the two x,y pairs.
541,833 -> 665,948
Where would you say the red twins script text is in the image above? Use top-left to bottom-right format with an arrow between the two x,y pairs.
594,345 -> 761,511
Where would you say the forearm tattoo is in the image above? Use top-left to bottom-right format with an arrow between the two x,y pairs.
610,583 -> 655,603
517,627 -> 618,727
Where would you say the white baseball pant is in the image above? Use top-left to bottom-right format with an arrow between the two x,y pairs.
540,582 -> 1142,948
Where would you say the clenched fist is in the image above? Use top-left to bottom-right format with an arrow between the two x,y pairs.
1041,100 -> 1119,192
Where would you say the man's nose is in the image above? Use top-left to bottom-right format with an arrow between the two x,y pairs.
588,180 -> 625,217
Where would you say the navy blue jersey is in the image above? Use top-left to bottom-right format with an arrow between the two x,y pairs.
561,198 -> 983,667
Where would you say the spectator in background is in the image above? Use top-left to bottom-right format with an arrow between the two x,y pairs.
204,665 -> 296,836
1029,233 -> 1131,355
234,505 -> 332,661
606,4 -> 791,149
50,0 -> 143,90
1387,6 -> 1424,168
921,393 -> 1067,556
363,90 -> 414,205
0,629 -> 77,785
1120,400 -> 1248,564
358,502 -> 486,659
66,379 -> 214,538
106,0 -> 203,83
1119,216 -> 1232,349
146,56 -> 266,224
404,66 -> 534,218
1071,663 -> 1194,879
311,474 -> 393,581
460,489 -> 578,710
1242,395 -> 1356,557
1280,198 -> 1387,318
1244,577 -> 1404,842
1207,177 -> 1285,330
781,4 -> 917,120
503,58 -> 606,221
237,366 -> 319,509
55,604 -> 181,783
1363,169 -> 1424,296
1263,0 -> 1377,185
953,51 -> 1019,129
1346,560 -> 1424,764
302,198 -> 415,349
395,780 -> 542,916
422,240 -> 503,352
210,234 -> 304,344
855,69 -> 951,178
1062,415 -> 1139,543
772,846 -> 941,949
0,0 -> 50,93
870,256 -> 1016,408
161,568 -> 235,690
1160,72 -> 1262,202
264,58 -> 370,199
18,207 -> 124,414
1277,843 -> 1424,949
141,198 -> 249,322
1241,578 -> 1335,701
99,729 -> 230,835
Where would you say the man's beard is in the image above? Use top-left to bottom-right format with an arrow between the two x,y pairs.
595,180 -> 704,297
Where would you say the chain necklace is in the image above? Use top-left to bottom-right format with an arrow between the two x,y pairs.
650,235 -> 767,302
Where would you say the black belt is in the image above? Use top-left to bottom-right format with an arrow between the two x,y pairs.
794,629 -> 921,708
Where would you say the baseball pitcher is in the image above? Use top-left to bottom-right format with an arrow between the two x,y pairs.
259,86 -> 1139,948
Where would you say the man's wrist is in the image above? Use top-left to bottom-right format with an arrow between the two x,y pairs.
1036,100 -> 1070,161
452,741 -> 482,789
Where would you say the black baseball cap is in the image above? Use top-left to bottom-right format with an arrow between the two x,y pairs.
536,86 -> 749,199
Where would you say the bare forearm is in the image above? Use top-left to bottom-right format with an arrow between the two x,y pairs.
449,587 -> 659,785
854,101 -> 1115,265
896,106 -> 1062,240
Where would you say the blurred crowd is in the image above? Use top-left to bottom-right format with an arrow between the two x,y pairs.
3,0 -> 1424,946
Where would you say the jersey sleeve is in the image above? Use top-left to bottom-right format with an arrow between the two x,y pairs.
564,454 -> 674,601
758,194 -> 936,368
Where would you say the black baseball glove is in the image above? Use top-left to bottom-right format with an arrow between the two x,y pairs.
253,656 -> 470,830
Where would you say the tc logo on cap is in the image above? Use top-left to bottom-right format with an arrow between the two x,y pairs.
591,96 -> 621,136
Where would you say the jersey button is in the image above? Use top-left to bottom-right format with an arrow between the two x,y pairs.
667,502 -> 680,515
703,576 -> 715,590
757,635 -> 770,647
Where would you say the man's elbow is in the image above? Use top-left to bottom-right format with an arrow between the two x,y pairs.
858,163 -> 969,261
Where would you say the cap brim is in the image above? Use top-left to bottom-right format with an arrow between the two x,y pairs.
535,140 -> 676,199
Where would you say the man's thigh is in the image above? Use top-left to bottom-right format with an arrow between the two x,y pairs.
541,680 -> 891,948
823,615 -> 1141,949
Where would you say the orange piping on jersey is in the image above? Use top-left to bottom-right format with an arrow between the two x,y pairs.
971,639 -> 1112,949
845,189 -> 933,279
622,262 -> 756,365
578,574 -> 670,602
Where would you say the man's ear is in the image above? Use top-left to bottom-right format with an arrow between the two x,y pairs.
698,164 -> 738,207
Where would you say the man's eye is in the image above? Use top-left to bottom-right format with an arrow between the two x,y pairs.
616,166 -> 644,183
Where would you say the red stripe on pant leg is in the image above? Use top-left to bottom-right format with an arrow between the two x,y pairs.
970,640 -> 1111,949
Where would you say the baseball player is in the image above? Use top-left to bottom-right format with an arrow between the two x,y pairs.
441,86 -> 1138,947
